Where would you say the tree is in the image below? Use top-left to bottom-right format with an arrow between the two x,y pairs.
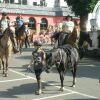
64,0 -> 98,32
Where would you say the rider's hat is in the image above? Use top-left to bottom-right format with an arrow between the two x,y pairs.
34,40 -> 42,46
2,12 -> 7,16
64,15 -> 72,20
24,22 -> 29,25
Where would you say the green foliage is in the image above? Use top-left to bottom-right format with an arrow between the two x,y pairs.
65,0 -> 98,16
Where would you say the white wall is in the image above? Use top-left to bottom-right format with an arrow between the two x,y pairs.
27,0 -> 40,6
27,0 -> 67,7
60,0 -> 67,7
46,0 -> 67,7
46,0 -> 54,7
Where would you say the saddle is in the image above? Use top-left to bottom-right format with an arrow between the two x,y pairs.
60,45 -> 73,69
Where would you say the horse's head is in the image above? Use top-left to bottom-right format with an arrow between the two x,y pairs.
46,48 -> 62,72
2,28 -> 11,39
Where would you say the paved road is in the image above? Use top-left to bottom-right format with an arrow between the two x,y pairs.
0,45 -> 100,100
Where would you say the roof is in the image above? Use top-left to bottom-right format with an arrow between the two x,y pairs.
0,3 -> 74,16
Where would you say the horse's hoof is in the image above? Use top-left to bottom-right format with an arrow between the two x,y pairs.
72,85 -> 75,88
4,74 -> 8,77
59,88 -> 64,92
35,90 -> 42,95
3,71 -> 5,74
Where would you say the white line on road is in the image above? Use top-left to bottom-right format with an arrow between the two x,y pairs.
9,69 -> 98,99
32,92 -> 75,100
0,77 -> 31,83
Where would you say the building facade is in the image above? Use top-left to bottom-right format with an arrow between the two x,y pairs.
0,0 -> 74,33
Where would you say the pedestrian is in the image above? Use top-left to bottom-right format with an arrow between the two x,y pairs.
28,40 -> 46,95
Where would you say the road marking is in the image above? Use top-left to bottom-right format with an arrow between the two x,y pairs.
0,77 -> 31,83
10,69 -> 36,79
32,92 -> 75,100
9,69 -> 98,99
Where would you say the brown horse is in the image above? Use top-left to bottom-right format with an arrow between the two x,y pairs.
15,24 -> 27,54
0,28 -> 12,77
67,26 -> 79,48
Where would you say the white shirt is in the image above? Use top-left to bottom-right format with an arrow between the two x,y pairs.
0,19 -> 8,31
62,21 -> 74,32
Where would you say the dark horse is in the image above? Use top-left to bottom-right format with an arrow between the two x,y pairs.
15,24 -> 28,54
78,31 -> 92,58
79,31 -> 92,48
46,45 -> 79,91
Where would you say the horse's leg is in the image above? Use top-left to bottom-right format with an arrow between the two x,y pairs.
59,71 -> 64,91
2,60 -> 5,75
27,37 -> 30,47
16,39 -> 18,49
0,59 -> 1,70
25,36 -> 30,48
4,56 -> 8,77
35,70 -> 42,95
19,40 -> 22,54
25,37 -> 27,48
57,65 -> 64,91
16,39 -> 19,50
71,64 -> 77,87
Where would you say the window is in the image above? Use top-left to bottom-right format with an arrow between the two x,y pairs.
22,0 -> 27,5
28,17 -> 36,30
3,0 -> 9,3
14,0 -> 21,4
10,0 -> 14,3
40,18 -> 48,30
33,2 -> 37,6
40,0 -> 47,6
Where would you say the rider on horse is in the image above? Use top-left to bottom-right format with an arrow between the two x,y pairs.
52,24 -> 69,47
15,15 -> 24,37
0,12 -> 19,53
62,15 -> 74,33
